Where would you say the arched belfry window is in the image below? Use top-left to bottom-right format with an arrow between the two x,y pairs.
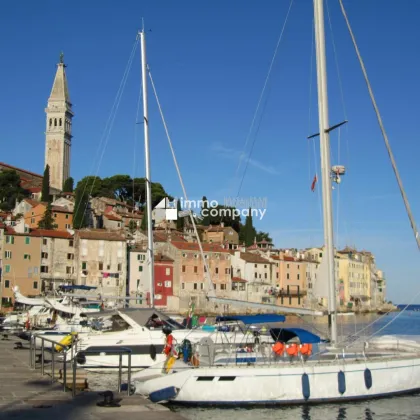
54,118 -> 57,127
59,118 -> 62,127
49,118 -> 52,127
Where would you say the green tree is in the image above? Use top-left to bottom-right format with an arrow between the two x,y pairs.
128,219 -> 137,235
62,177 -> 74,193
41,165 -> 51,202
256,231 -> 272,243
38,203 -> 57,230
176,199 -> 184,230
200,196 -> 210,226
0,170 -> 29,211
73,176 -> 101,229
204,204 -> 241,232
244,208 -> 257,247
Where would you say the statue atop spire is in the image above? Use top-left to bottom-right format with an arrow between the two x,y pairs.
59,51 -> 64,64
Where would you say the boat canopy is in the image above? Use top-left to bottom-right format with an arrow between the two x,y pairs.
215,314 -> 286,325
269,327 -> 322,344
59,285 -> 97,291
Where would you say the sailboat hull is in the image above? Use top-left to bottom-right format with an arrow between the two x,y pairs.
136,355 -> 420,405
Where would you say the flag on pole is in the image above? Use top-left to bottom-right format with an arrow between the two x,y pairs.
311,174 -> 318,192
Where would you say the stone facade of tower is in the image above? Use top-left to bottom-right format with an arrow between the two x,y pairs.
45,54 -> 73,191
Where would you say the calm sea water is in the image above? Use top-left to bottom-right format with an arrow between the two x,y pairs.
89,311 -> 420,420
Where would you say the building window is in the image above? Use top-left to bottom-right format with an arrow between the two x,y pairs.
82,262 -> 87,270
254,272 -> 257,279
182,265 -> 186,273
194,266 -> 198,273
118,263 -> 122,271
5,265 -> 10,273
24,254 -> 31,260
225,268 -> 230,274
194,283 -> 198,290
254,264 -> 257,268
34,267 -> 38,274
99,262 -> 103,270
165,268 -> 170,276
297,265 -> 300,269
297,274 -> 300,280
65,214 -> 69,219
287,264 -> 289,269
137,254 -> 145,261
41,252 -> 48,259
287,273 -> 290,280
65,224 -> 71,229
4,251 -> 12,259
201,283 -> 204,290
43,238 -> 47,245
139,266 -> 143,272
25,237 -> 30,245
33,281 -> 38,289
276,272 -> 279,279
54,213 -> 57,218
5,280 -> 10,288
5,236 -> 14,244
69,240 -> 74,247
181,283 -> 185,290
264,273 -> 267,279
264,265 -> 267,268
41,266 -> 49,273
221,284 -> 226,290
67,253 -> 74,260
164,281 -> 171,288
215,267 -> 219,274
66,266 -> 73,274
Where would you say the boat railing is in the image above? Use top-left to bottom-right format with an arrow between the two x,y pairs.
29,333 -> 79,392
29,334 -> 133,397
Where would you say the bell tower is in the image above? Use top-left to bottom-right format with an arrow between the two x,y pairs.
45,52 -> 73,191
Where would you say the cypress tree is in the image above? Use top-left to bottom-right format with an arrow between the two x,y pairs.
38,203 -> 57,230
244,208 -> 256,247
176,199 -> 184,230
62,177 -> 74,193
41,165 -> 51,202
201,196 -> 210,226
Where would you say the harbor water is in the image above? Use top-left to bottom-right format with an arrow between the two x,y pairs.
89,311 -> 420,420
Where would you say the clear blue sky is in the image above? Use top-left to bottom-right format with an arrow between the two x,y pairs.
1,1 -> 420,303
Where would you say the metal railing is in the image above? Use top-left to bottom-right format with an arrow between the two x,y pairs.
29,333 -> 133,397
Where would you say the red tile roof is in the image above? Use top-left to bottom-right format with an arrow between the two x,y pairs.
171,241 -> 230,253
30,229 -> 73,239
232,277 -> 247,283
155,253 -> 174,263
283,256 -> 295,262
23,198 -> 40,207
104,213 -> 123,222
0,162 -> 43,179
240,252 -> 271,264
77,229 -> 125,241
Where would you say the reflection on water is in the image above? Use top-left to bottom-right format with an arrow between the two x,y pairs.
171,395 -> 420,420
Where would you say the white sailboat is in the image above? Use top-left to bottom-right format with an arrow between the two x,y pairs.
134,0 -> 420,404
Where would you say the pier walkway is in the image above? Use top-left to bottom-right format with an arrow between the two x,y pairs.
0,337 -> 186,420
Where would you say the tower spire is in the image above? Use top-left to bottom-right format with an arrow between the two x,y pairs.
44,52 -> 74,191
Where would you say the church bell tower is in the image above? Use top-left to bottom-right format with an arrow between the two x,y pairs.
45,52 -> 73,191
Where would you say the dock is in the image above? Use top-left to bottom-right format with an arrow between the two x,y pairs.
0,337 -> 186,420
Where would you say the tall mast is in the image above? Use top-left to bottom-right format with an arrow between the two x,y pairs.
140,29 -> 155,308
313,0 -> 337,344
